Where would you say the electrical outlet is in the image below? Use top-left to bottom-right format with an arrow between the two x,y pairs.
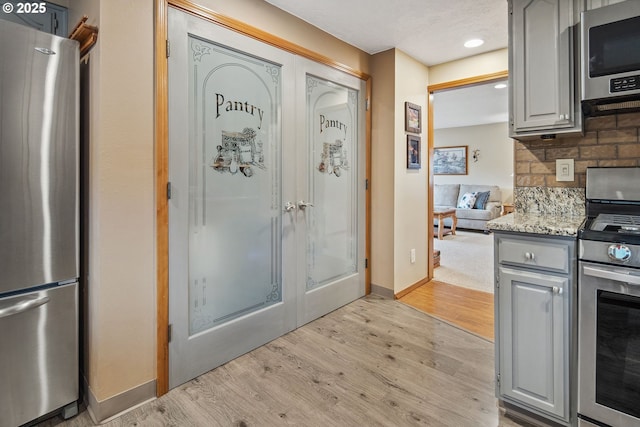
556,159 -> 574,182
410,248 -> 416,264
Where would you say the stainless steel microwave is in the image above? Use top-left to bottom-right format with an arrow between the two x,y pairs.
581,1 -> 640,111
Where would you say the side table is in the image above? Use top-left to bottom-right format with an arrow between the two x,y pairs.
502,203 -> 515,215
433,208 -> 457,240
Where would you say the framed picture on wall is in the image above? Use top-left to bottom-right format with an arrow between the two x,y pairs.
433,145 -> 468,175
407,135 -> 421,169
405,102 -> 421,134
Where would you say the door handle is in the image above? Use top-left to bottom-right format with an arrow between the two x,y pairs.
284,201 -> 296,212
0,295 -> 50,319
583,265 -> 640,286
298,200 -> 314,210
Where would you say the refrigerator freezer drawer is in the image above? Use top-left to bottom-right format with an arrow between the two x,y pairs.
0,282 -> 78,427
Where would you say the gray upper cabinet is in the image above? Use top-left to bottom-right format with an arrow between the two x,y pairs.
585,0 -> 626,9
508,0 -> 583,140
0,1 -> 68,36
494,232 -> 576,426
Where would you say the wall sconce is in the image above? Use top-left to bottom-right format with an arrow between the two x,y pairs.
472,149 -> 480,162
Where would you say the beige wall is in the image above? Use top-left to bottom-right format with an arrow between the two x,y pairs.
368,49 -> 508,295
370,49 -> 429,294
194,0 -> 371,75
64,0 -> 373,419
393,50 -> 429,292
370,49 -> 395,291
68,0 -> 156,405
429,48 -> 508,85
435,122 -> 514,203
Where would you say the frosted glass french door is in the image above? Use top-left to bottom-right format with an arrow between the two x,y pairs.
167,8 -> 365,389
295,59 -> 366,325
167,9 -> 297,388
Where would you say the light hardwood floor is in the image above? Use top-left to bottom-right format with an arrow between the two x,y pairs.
399,280 -> 494,341
43,295 -> 524,427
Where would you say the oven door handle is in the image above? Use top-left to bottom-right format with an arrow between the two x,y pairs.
583,265 -> 640,285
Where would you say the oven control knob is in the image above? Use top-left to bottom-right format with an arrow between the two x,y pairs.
607,244 -> 631,262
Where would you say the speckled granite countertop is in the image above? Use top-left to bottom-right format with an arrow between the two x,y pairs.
487,187 -> 586,236
487,213 -> 585,236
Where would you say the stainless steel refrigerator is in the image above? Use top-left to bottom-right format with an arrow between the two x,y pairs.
0,19 -> 79,427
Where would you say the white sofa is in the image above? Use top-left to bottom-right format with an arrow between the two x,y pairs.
433,184 -> 502,231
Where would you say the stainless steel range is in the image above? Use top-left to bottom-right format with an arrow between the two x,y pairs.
578,167 -> 640,427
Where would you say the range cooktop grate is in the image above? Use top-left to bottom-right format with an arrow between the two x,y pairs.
590,214 -> 640,231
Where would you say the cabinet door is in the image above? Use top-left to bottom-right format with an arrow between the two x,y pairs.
497,266 -> 568,420
0,2 -> 68,36
585,0 -> 626,9
509,0 -> 580,136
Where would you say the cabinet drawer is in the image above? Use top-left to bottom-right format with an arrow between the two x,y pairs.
498,237 -> 570,273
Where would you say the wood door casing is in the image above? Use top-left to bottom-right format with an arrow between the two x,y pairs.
155,0 -> 372,396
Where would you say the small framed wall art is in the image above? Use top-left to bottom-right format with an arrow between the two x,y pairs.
433,145 -> 468,175
405,102 -> 421,134
407,135 -> 421,169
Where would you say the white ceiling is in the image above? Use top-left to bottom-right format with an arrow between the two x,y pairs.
264,0 -> 508,66
264,0 -> 509,128
434,79 -> 509,129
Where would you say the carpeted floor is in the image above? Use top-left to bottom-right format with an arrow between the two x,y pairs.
434,229 -> 494,293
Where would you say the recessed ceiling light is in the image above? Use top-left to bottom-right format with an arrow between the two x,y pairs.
464,39 -> 484,48
494,83 -> 507,89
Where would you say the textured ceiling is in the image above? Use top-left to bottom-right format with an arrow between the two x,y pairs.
264,0 -> 508,66
434,79 -> 509,129
264,0 -> 510,127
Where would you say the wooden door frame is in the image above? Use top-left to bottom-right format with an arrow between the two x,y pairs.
154,0 -> 372,396
426,71 -> 509,280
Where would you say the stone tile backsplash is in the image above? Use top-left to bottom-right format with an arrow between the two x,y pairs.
513,111 -> 640,215
514,187 -> 585,217
514,111 -> 640,189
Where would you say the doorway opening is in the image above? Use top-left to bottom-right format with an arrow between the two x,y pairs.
431,76 -> 512,294
401,72 -> 511,342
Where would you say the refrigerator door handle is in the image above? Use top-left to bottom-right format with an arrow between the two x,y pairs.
0,296 -> 51,319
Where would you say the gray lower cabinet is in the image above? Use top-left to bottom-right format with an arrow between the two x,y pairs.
508,0 -> 583,140
494,232 -> 576,426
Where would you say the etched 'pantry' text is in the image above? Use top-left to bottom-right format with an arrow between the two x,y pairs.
215,94 -> 265,129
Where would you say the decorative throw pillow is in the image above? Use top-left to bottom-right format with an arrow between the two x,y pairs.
457,192 -> 478,209
474,191 -> 491,209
